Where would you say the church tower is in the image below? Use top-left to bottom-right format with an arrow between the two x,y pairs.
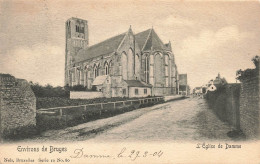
65,17 -> 89,85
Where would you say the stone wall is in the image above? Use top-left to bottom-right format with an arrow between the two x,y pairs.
239,72 -> 259,139
70,91 -> 104,99
205,84 -> 241,129
153,87 -> 172,96
205,60 -> 260,139
0,74 -> 36,138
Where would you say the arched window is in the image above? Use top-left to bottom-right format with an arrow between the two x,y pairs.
94,65 -> 98,78
149,55 -> 154,85
128,48 -> 134,78
104,62 -> 109,75
165,55 -> 169,65
76,68 -> 80,85
165,55 -> 170,87
144,55 -> 149,83
121,52 -> 127,80
150,55 -> 154,64
135,54 -> 140,75
76,25 -> 79,32
80,23 -> 84,33
69,70 -> 72,86
109,61 -> 113,75
154,53 -> 163,85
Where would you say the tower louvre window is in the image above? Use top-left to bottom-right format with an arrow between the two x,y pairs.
76,25 -> 80,32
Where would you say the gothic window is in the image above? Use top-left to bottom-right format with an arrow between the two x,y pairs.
72,72 -> 75,82
121,52 -> 127,80
105,62 -> 109,75
165,77 -> 169,87
85,70 -> 88,87
109,61 -> 113,75
76,25 -> 78,32
77,68 -> 80,85
149,55 -> 154,85
128,48 -> 134,78
144,55 -> 149,83
154,53 -> 163,85
69,71 -> 72,85
165,66 -> 169,76
80,23 -> 84,33
150,55 -> 154,64
135,54 -> 140,75
149,66 -> 154,85
94,65 -> 98,78
165,55 -> 169,87
165,55 -> 169,65
97,64 -> 100,76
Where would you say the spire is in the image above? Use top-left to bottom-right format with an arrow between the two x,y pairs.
128,25 -> 133,33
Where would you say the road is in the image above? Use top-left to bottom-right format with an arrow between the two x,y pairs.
29,97 -> 233,142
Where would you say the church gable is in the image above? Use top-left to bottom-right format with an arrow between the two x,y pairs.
145,29 -> 166,51
117,27 -> 137,53
135,29 -> 152,51
135,29 -> 167,51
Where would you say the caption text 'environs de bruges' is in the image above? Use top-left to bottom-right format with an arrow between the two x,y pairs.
17,146 -> 67,153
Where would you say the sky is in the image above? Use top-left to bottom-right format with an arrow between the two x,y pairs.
1,0 -> 260,89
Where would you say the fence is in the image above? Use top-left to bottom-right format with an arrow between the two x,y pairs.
37,97 -> 164,117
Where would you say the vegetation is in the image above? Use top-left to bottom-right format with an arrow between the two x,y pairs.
29,83 -> 160,109
236,55 -> 259,81
36,96 -> 157,109
29,83 -> 95,98
37,97 -> 164,131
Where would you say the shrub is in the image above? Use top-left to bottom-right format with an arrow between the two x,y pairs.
236,55 -> 259,81
30,82 -> 68,98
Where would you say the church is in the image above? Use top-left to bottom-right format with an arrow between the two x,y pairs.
64,17 -> 179,98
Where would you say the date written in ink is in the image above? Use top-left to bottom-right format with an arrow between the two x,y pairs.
117,147 -> 163,161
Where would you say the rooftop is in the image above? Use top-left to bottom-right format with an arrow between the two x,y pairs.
75,28 -> 170,63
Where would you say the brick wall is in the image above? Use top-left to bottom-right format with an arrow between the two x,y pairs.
0,74 -> 36,138
205,61 -> 260,139
239,72 -> 259,139
205,84 -> 240,129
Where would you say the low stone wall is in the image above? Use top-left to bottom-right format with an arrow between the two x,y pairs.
70,91 -> 104,99
0,74 -> 36,139
153,87 -> 173,96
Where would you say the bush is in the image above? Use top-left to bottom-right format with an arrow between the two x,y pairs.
30,82 -> 68,98
30,83 -> 95,98
236,55 -> 259,81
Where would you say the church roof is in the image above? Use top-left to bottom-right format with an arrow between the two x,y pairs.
76,32 -> 126,62
92,75 -> 108,86
135,29 -> 167,51
134,29 -> 151,50
75,28 -> 170,63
